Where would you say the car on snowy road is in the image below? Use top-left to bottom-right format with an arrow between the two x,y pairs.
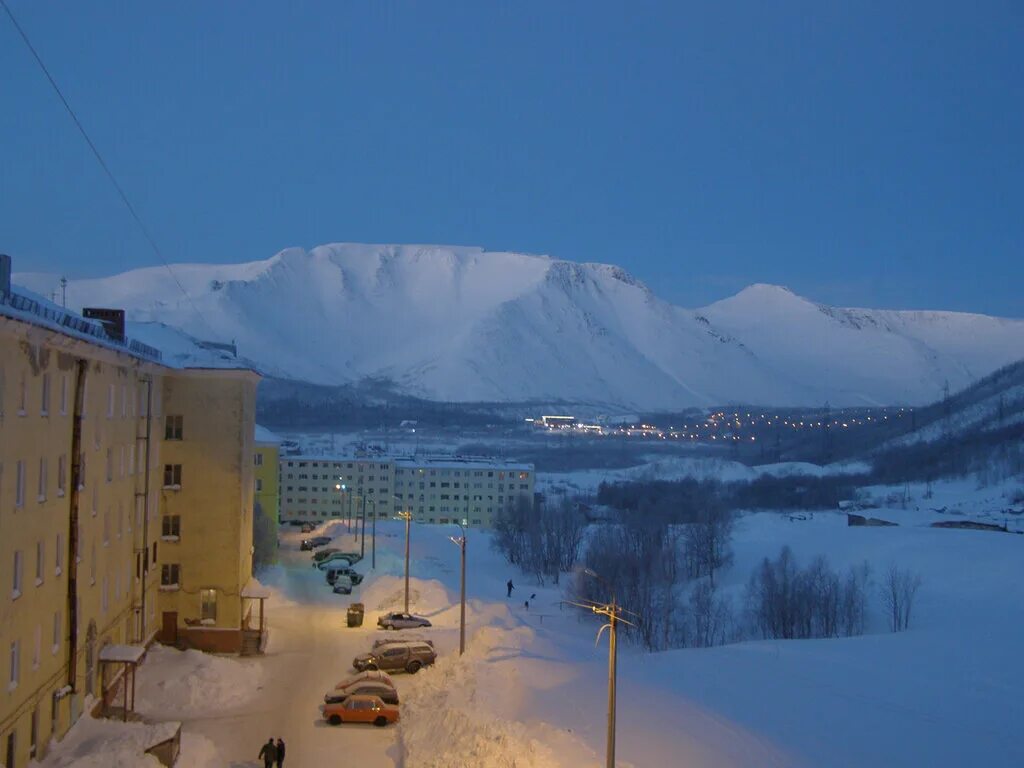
323,681 -> 399,706
322,694 -> 399,727
352,641 -> 436,674
315,553 -> 358,570
334,670 -> 395,691
331,576 -> 354,594
371,636 -> 433,650
324,564 -> 364,585
377,611 -> 432,630
300,536 -> 331,551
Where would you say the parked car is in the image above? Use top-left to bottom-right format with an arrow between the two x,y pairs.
316,553 -> 358,570
300,536 -> 331,551
332,576 -> 354,595
322,694 -> 399,727
334,670 -> 395,691
311,547 -> 341,563
353,641 -> 436,674
325,565 -> 364,585
372,636 -> 433,650
324,682 -> 399,706
377,612 -> 432,630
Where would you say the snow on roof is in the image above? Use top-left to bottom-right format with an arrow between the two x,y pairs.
282,454 -> 533,471
99,644 -> 147,664
241,582 -> 272,599
255,424 -> 283,445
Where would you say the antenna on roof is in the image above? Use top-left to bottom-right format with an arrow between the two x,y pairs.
60,276 -> 67,307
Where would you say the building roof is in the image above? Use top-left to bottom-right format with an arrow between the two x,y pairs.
254,424 -> 283,445
1,286 -> 163,364
99,644 -> 147,664
280,453 -> 533,471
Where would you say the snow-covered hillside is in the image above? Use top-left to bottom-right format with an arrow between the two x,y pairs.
15,244 -> 1024,408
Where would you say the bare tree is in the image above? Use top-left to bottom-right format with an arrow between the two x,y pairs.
683,507 -> 735,586
882,564 -> 923,632
688,579 -> 733,647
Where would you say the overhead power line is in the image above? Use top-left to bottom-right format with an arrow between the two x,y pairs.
1,0 -> 212,335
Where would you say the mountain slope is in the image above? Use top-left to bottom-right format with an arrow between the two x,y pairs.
14,244 -> 1024,408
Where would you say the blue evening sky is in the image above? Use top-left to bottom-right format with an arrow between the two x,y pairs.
1,1 -> 1021,315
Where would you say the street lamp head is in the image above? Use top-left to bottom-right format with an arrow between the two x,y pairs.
335,483 -> 341,490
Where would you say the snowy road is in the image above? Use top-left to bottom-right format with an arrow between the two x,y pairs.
179,527 -> 400,768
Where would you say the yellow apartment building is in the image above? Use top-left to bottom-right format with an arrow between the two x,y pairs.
0,255 -> 262,768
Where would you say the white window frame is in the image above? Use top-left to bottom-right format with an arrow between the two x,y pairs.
12,550 -> 23,599
40,372 -> 50,416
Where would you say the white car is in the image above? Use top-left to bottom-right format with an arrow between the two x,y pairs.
334,670 -> 395,691
332,576 -> 354,594
377,612 -> 432,630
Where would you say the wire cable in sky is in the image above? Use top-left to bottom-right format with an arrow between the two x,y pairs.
1,0 -> 213,336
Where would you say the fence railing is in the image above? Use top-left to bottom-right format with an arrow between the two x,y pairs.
0,289 -> 162,362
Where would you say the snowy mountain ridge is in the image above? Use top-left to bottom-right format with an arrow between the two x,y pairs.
14,243 -> 1024,408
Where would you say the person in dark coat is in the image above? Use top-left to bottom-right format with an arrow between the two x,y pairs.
275,737 -> 286,767
506,579 -> 514,598
258,737 -> 276,768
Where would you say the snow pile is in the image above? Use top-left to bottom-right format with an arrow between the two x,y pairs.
134,645 -> 264,718
34,715 -> 217,768
398,625 -> 601,768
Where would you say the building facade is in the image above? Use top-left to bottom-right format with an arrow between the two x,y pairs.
0,260 -> 260,768
278,455 -> 535,528
253,426 -> 281,524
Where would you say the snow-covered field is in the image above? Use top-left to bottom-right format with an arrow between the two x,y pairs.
39,490 -> 1024,767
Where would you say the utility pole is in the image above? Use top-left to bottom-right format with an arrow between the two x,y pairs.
371,500 -> 377,569
450,520 -> 467,655
577,567 -> 631,768
360,499 -> 370,559
60,275 -> 68,307
398,509 -> 412,613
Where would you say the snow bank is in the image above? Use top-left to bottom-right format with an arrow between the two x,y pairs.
398,625 -> 601,768
134,645 -> 264,719
36,718 -> 164,767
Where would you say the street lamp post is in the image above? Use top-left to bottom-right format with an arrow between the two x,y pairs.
361,499 -> 373,560
371,499 -> 377,570
397,509 -> 412,613
335,482 -> 347,526
449,519 -> 467,655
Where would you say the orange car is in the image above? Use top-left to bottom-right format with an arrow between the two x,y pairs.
323,694 -> 399,727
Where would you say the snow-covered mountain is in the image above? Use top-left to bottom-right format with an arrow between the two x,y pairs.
14,244 -> 1024,408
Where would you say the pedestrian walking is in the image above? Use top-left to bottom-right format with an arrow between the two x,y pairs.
506,579 -> 514,598
258,737 -> 276,768
524,599 -> 529,610
275,737 -> 286,768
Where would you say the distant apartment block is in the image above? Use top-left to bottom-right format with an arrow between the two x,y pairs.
278,454 -> 535,527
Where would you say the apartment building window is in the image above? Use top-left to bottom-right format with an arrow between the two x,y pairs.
129,444 -> 135,476
103,509 -> 110,546
41,372 -> 50,415
35,541 -> 44,586
161,564 -> 180,588
32,625 -> 41,670
9,639 -> 20,690
18,371 -> 27,414
200,589 -> 217,622
121,384 -> 127,418
52,610 -> 61,654
37,457 -> 47,501
255,478 -> 263,492
163,464 -> 182,488
90,543 -> 96,584
57,454 -> 66,496
254,452 -> 263,466
117,503 -> 124,539
107,384 -> 115,418
55,534 -> 63,575
106,448 -> 113,483
119,446 -> 125,478
60,375 -> 68,415
12,550 -> 23,598
162,515 -> 181,539
165,415 -> 183,440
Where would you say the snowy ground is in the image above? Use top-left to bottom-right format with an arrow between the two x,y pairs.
38,491 -> 1024,767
